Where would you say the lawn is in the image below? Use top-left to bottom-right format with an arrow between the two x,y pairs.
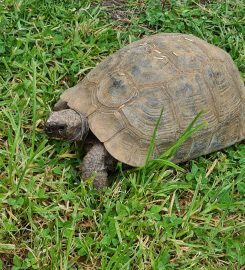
0,0 -> 244,269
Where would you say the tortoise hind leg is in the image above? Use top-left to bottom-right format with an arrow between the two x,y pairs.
81,139 -> 116,189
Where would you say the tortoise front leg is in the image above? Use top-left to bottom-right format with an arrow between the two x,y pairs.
81,140 -> 116,189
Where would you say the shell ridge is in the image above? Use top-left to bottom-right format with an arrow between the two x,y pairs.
159,85 -> 179,141
153,43 -> 183,74
201,64 -> 221,122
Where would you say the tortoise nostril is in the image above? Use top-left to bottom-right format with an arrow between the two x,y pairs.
44,122 -> 50,131
44,123 -> 53,134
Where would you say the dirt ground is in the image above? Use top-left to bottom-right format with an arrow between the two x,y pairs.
99,0 -> 130,21
97,0 -> 212,22
100,0 -> 126,6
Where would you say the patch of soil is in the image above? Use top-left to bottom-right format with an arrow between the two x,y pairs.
200,0 -> 212,4
178,191 -> 193,216
98,0 -> 130,22
101,0 -> 126,6
0,253 -> 14,270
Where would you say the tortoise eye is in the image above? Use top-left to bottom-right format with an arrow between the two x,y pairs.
57,124 -> 67,132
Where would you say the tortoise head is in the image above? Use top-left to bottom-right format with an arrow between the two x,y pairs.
45,108 -> 89,142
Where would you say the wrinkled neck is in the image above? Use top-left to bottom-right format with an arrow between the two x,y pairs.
72,111 -> 89,142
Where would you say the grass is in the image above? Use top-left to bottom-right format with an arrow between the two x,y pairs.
0,0 -> 244,269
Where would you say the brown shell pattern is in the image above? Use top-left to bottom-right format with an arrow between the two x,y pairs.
60,33 -> 245,166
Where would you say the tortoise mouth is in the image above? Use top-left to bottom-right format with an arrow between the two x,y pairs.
44,122 -> 68,140
44,122 -> 85,141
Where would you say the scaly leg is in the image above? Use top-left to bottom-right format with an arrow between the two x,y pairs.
81,139 -> 116,189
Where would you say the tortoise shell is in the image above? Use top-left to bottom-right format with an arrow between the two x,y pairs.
59,33 -> 245,166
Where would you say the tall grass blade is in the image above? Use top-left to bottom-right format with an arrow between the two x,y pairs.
137,111 -> 205,182
141,107 -> 164,181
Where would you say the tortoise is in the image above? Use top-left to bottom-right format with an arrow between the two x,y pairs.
45,33 -> 245,189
